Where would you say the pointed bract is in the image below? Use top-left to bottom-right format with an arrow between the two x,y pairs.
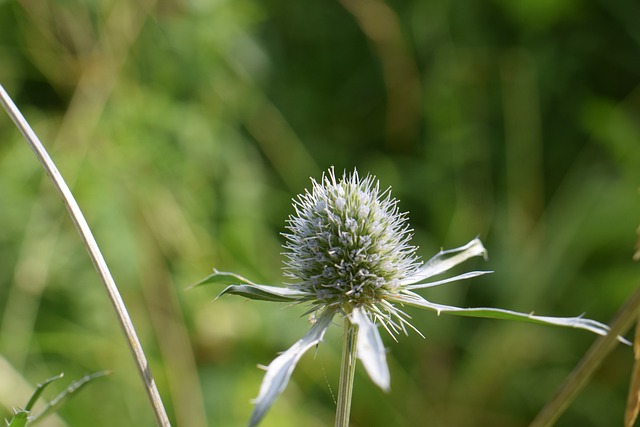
401,238 -> 487,286
405,270 -> 492,290
189,269 -> 257,289
392,292 -> 628,344
217,284 -> 306,302
249,308 -> 337,427
350,307 -> 390,391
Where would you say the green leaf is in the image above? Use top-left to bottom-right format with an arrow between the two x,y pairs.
7,410 -> 28,427
5,373 -> 64,427
217,284 -> 306,303
25,373 -> 64,411
28,371 -> 110,425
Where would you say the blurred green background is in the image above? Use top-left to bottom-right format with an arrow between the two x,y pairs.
1,0 -> 639,426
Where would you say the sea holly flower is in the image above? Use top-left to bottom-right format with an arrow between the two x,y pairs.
193,168 -> 622,427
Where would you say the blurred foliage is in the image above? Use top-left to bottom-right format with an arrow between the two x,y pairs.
0,0 -> 639,426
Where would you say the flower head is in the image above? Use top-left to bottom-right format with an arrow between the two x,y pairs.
194,168 -> 622,427
283,169 -> 419,329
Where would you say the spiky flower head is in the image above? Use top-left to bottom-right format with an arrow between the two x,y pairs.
283,169 -> 419,313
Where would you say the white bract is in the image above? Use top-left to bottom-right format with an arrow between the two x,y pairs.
194,168 -> 621,427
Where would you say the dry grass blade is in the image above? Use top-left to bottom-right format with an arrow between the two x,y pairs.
0,84 -> 171,427
530,286 -> 640,427
634,224 -> 640,262
625,316 -> 640,427
627,226 -> 640,427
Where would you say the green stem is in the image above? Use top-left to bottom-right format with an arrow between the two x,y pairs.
336,316 -> 359,427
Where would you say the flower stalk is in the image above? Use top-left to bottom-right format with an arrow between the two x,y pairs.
336,314 -> 359,427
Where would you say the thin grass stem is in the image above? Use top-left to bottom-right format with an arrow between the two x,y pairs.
530,285 -> 640,427
0,84 -> 171,427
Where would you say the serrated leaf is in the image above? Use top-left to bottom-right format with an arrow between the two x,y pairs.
25,373 -> 63,411
5,373 -> 63,427
350,307 -> 390,391
394,292 -> 630,344
217,284 -> 306,303
29,371 -> 110,425
7,410 -> 28,427
248,308 -> 337,427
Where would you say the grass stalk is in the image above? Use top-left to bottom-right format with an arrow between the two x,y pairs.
0,84 -> 171,427
530,285 -> 640,427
